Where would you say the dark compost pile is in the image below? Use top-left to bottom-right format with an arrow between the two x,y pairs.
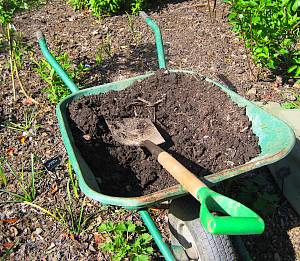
68,71 -> 260,197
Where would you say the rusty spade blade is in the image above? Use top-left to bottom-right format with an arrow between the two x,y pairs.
105,118 -> 165,146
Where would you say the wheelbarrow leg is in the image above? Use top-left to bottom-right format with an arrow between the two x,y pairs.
139,210 -> 175,261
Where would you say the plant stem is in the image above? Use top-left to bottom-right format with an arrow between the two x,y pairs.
7,25 -> 16,101
14,60 -> 39,104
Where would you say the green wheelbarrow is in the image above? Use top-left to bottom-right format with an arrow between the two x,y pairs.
36,12 -> 295,261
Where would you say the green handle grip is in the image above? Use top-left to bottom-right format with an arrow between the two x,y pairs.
198,187 -> 265,235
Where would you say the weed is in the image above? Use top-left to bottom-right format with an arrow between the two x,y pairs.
6,108 -> 39,132
225,0 -> 300,82
0,154 -> 45,203
98,220 -> 154,261
1,1 -> 44,103
126,12 -> 141,45
95,33 -> 112,65
33,51 -> 89,103
51,163 -> 89,236
0,159 -> 7,187
68,0 -> 144,16
68,160 -> 79,199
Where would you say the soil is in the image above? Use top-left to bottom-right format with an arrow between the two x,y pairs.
0,0 -> 299,260
68,71 -> 260,196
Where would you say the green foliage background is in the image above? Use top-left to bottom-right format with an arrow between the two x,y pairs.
225,0 -> 300,82
68,0 -> 144,15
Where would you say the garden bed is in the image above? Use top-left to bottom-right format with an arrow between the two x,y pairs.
1,0 -> 299,260
68,70 -> 260,196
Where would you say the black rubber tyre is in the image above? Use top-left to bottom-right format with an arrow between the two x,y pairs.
168,196 -> 238,261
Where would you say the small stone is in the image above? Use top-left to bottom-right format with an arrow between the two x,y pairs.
293,82 -> 300,89
89,244 -> 96,252
47,242 -> 56,251
83,134 -> 92,141
284,92 -> 297,101
9,226 -> 18,237
34,228 -> 42,235
246,88 -> 257,96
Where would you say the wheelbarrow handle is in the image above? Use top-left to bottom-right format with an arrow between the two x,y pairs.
198,187 -> 265,235
139,12 -> 166,69
36,31 -> 79,94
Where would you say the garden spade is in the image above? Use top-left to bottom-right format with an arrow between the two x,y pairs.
106,118 -> 265,235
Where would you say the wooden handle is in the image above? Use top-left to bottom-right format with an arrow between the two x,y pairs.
157,151 -> 206,198
141,140 -> 207,198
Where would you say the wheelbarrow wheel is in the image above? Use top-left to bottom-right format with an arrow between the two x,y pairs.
168,196 -> 238,261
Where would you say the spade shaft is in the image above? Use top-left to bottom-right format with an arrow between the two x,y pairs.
142,140 -> 205,199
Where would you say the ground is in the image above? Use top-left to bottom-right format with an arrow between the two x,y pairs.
0,0 -> 299,260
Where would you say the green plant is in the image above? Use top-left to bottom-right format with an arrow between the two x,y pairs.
54,181 -> 88,236
98,220 -> 154,261
0,1 -> 42,103
68,0 -> 144,16
0,159 -> 7,187
33,51 -> 89,103
126,12 -> 141,45
51,163 -> 90,236
6,108 -> 39,132
0,154 -> 45,203
68,160 -> 79,199
225,0 -> 300,81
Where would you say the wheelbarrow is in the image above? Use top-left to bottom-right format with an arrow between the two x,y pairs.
36,12 -> 295,260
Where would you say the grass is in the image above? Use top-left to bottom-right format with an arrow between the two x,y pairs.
126,13 -> 141,46
52,162 -> 89,236
6,108 -> 40,132
1,0 -> 42,103
98,220 -> 154,261
0,158 -> 91,237
0,154 -> 44,203
95,33 -> 113,65
0,159 -> 7,187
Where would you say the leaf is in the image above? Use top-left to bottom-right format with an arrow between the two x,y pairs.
116,222 -> 127,232
288,65 -> 297,73
93,232 -> 105,244
5,147 -> 16,156
2,242 -> 14,249
18,135 -> 27,144
292,0 -> 300,11
127,223 -> 136,233
131,255 -> 149,261
0,219 -> 18,223
252,16 -> 260,24
50,183 -> 58,195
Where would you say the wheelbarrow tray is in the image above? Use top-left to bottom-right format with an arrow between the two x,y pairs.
56,69 -> 295,209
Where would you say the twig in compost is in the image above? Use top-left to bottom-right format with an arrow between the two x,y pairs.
136,96 -> 165,107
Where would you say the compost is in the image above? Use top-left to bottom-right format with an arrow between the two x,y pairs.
68,71 -> 260,197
